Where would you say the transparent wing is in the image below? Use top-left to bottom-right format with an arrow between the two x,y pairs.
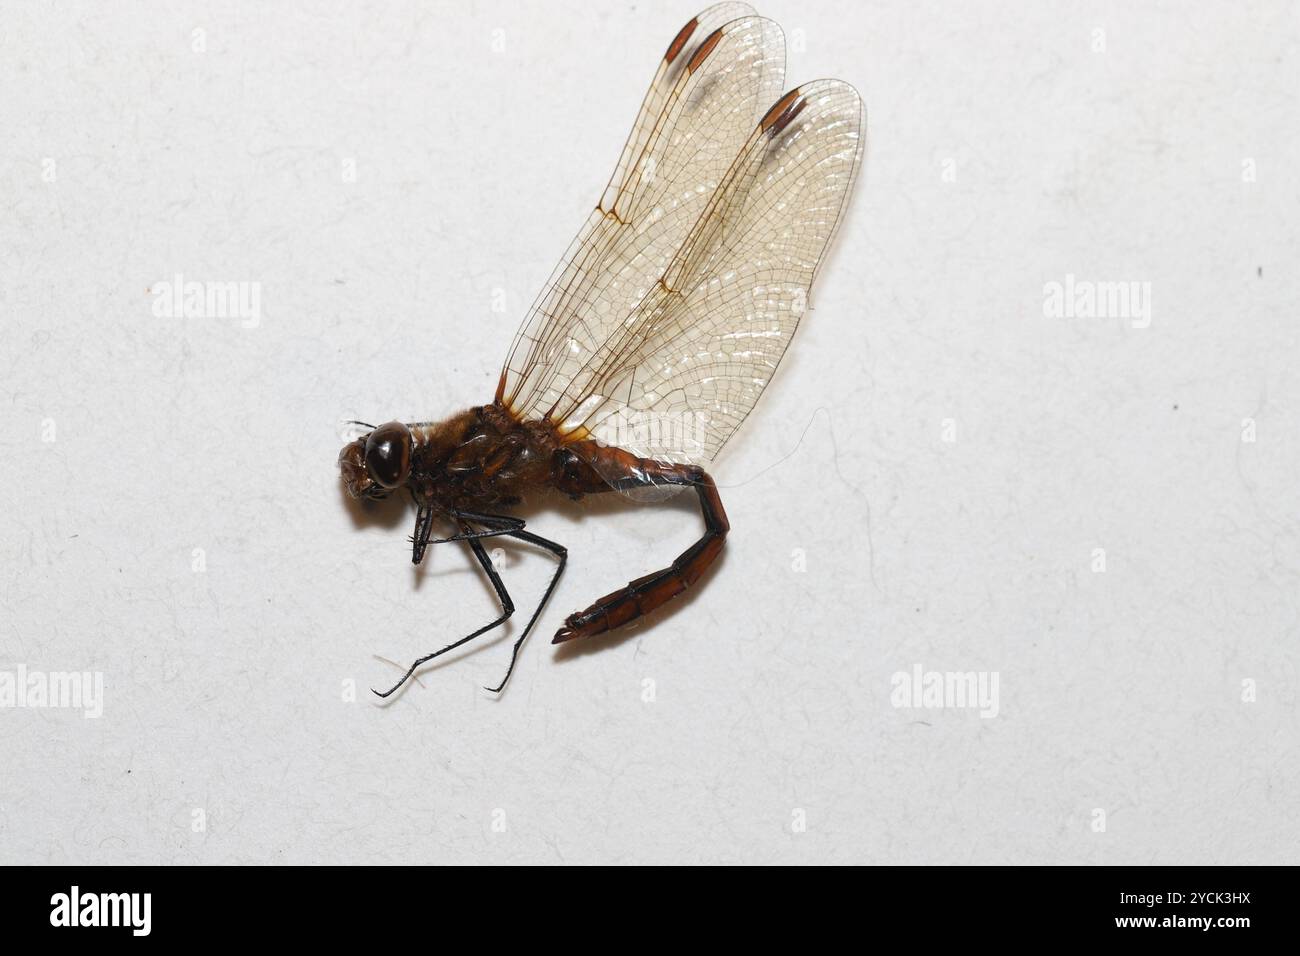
498,6 -> 786,419
547,80 -> 865,468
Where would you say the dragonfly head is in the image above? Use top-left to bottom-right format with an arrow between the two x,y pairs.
339,421 -> 413,499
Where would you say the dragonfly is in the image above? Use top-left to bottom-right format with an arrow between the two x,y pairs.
339,3 -> 864,696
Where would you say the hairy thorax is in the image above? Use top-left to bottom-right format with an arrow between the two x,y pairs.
407,404 -> 561,513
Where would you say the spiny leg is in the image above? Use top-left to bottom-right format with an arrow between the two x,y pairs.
483,529 -> 567,694
426,516 -> 525,546
552,460 -> 729,644
373,522 -> 516,699
372,655 -> 425,689
408,504 -> 525,565
409,502 -> 436,565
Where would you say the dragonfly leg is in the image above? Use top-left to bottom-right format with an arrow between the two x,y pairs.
551,458 -> 729,644
373,525 -> 515,698
408,504 -> 525,564
483,529 -> 567,694
409,502 -> 437,565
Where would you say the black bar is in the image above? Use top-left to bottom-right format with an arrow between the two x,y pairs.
0,865 -> 1286,942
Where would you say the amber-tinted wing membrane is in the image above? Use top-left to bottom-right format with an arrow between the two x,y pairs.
547,80 -> 865,466
498,5 -> 786,419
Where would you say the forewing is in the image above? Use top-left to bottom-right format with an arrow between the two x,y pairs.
600,3 -> 760,219
552,80 -> 865,467
498,6 -> 786,420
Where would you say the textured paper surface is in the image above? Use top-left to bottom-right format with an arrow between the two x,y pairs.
2,0 -> 1297,864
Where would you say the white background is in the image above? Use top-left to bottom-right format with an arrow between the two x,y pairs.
2,0 -> 1297,865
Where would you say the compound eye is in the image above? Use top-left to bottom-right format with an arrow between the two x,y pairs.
364,422 -> 412,489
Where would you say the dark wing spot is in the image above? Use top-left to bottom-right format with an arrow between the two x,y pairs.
687,27 -> 723,74
761,89 -> 806,136
665,17 -> 698,64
